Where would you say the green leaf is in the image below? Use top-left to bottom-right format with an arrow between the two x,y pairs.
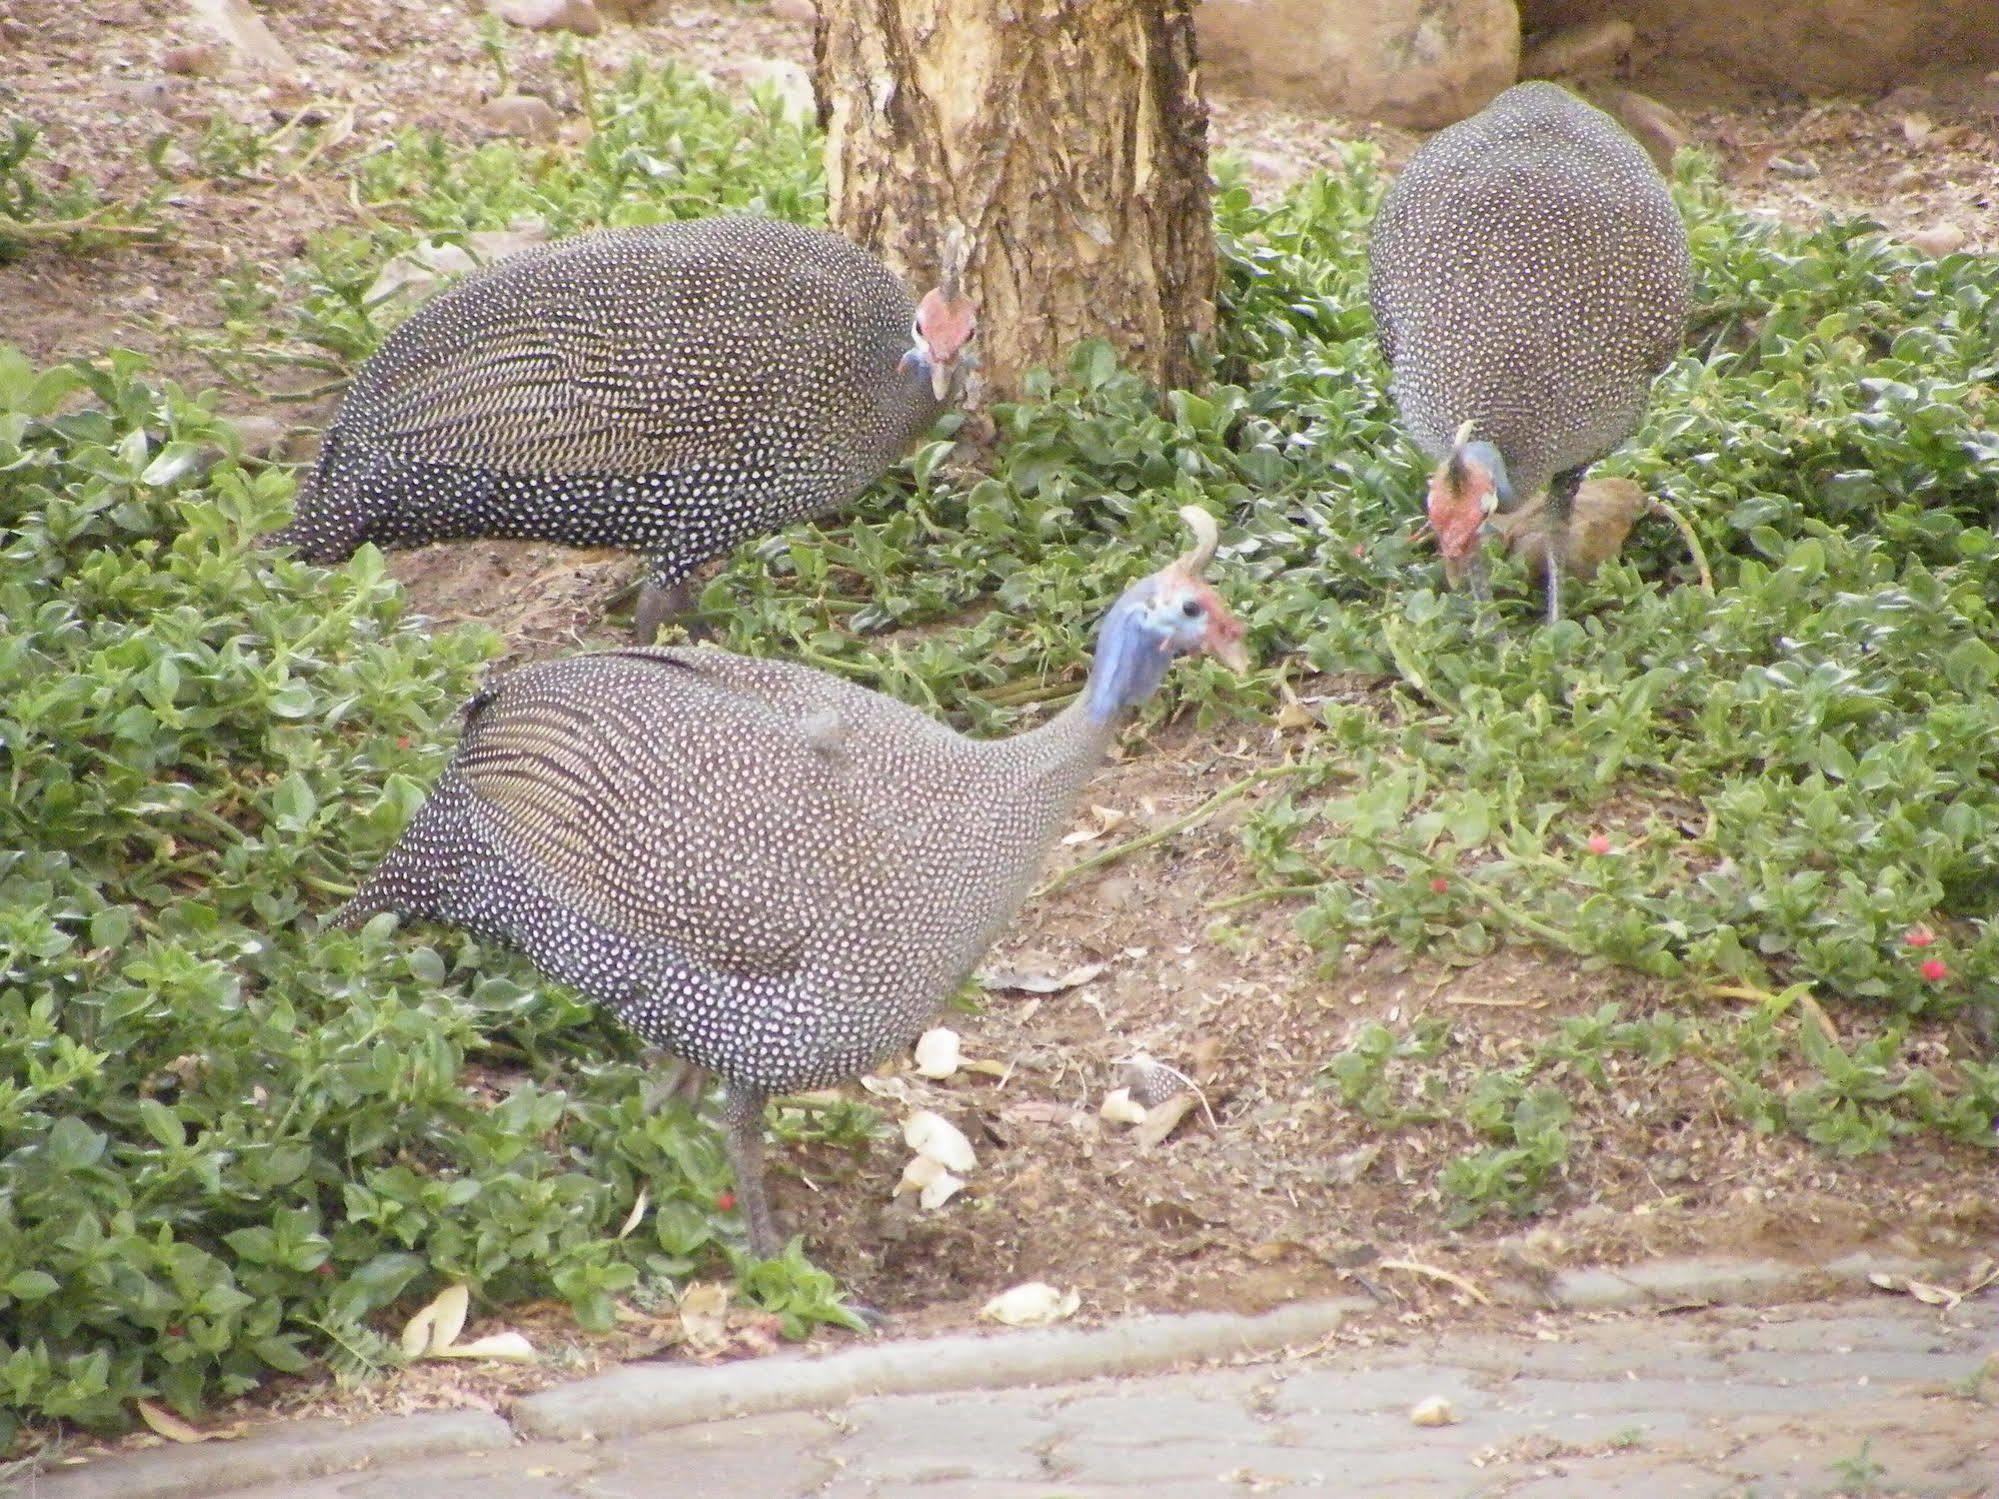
6,1271 -> 60,1302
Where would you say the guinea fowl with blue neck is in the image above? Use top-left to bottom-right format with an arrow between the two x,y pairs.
329,508 -> 1248,1258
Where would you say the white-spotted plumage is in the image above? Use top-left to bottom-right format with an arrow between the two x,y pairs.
273,218 -> 952,625
330,512 -> 1248,1257
1368,83 -> 1691,615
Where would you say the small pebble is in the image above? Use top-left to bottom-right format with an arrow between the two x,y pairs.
1905,223 -> 1968,258
1410,1396 -> 1458,1428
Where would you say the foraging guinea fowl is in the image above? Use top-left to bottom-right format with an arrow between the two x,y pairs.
271,217 -> 976,640
329,509 -> 1248,1257
1367,82 -> 1691,619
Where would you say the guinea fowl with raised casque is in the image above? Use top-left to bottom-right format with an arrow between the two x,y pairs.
328,508 -> 1248,1258
271,216 -> 975,640
1367,82 -> 1691,620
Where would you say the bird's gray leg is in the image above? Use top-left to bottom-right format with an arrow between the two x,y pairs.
632,571 -> 701,645
1465,547 -> 1494,605
722,1085 -> 783,1260
1544,468 -> 1586,625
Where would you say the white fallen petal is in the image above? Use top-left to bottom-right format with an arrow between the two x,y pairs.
1410,1396 -> 1458,1427
432,1331 -> 537,1363
902,1153 -> 967,1210
618,1187 -> 649,1240
919,1170 -> 965,1211
979,1281 -> 1080,1327
1098,1087 -> 1149,1125
894,1152 -> 965,1210
913,1027 -> 962,1079
894,1153 -> 939,1197
903,1109 -> 977,1173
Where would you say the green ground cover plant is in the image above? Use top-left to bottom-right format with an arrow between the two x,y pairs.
6,57 -> 1997,1442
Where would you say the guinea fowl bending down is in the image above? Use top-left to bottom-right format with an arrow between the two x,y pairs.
329,509 -> 1248,1257
1367,82 -> 1691,620
271,216 -> 975,640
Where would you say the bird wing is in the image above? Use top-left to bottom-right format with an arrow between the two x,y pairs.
346,232 -> 903,479
450,648 -> 921,979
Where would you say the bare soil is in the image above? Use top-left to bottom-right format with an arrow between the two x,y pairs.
6,0 -> 1996,1441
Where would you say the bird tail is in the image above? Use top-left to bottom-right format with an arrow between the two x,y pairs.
321,887 -> 389,933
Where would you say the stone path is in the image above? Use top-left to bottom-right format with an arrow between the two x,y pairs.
28,1295 -> 1997,1499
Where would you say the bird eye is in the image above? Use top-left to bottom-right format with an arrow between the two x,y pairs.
1181,599 -> 1203,619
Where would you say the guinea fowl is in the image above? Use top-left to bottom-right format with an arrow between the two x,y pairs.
271,216 -> 975,640
329,509 -> 1249,1257
1367,82 -> 1691,620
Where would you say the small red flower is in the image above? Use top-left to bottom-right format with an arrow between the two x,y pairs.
1904,928 -> 1936,948
167,1325 -> 185,1337
1921,958 -> 1947,982
716,1191 -> 736,1212
315,1262 -> 335,1276
1352,544 -> 1366,559
395,736 -> 411,750
1429,877 -> 1449,893
1586,833 -> 1612,856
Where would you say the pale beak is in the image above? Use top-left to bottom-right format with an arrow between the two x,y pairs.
1208,626 -> 1250,673
929,357 -> 952,401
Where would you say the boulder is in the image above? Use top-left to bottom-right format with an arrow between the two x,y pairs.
1520,16 -> 1633,79
1580,82 -> 1688,172
478,93 -> 561,138
185,0 -> 294,71
489,0 -> 601,36
1196,0 -> 1519,130
1518,0 -> 1999,94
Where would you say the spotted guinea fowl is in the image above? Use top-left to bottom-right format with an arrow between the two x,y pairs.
328,508 -> 1248,1257
271,216 -> 975,640
1368,82 -> 1691,620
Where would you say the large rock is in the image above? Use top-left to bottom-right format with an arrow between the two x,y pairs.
1517,0 -> 1999,93
1197,0 -> 1519,129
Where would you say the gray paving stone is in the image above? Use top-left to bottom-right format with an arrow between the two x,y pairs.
25,1411 -> 515,1499
339,1441 -> 598,1499
576,1411 -> 836,1499
1500,1456 -> 1729,1497
1724,1350 -> 1993,1387
1494,1372 -> 1910,1423
1722,1313 -> 1975,1358
1717,1423 -> 1996,1499
514,1300 -> 1360,1441
829,1388 -> 1065,1484
1262,1362 -> 1501,1422
1045,1371 -> 1280,1446
1053,1435 -> 1358,1488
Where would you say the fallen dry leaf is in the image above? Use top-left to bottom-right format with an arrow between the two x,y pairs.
979,1281 -> 1080,1326
399,1282 -> 469,1358
677,1281 -> 733,1356
977,961 -> 1107,995
137,1400 -> 213,1444
858,1074 -> 914,1103
431,1330 -> 537,1363
1059,804 -> 1130,845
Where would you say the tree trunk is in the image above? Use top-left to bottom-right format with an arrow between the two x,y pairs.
814,0 -> 1215,401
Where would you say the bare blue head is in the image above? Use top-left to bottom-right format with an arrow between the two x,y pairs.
1084,508 -> 1250,725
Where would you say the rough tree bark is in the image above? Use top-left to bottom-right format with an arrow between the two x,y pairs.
814,0 -> 1215,401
